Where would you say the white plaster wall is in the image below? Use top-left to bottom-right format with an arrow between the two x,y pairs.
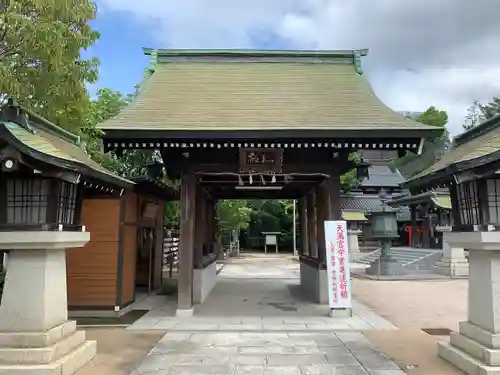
193,262 -> 217,304
300,261 -> 328,304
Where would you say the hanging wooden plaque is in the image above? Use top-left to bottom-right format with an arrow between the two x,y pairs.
239,148 -> 283,173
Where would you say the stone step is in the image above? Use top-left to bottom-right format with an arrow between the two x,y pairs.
356,248 -> 442,268
0,340 -> 96,375
0,330 -> 86,364
438,340 -> 500,375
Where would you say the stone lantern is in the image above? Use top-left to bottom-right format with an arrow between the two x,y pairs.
0,101 -> 134,374
437,176 -> 500,374
366,189 -> 402,275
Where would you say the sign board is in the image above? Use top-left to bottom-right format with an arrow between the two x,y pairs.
265,235 -> 277,246
239,148 -> 283,173
324,220 -> 352,309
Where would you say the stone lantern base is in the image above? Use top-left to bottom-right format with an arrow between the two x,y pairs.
437,231 -> 500,375
0,231 -> 96,375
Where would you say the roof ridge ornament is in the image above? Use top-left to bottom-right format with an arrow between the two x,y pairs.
353,51 -> 363,75
0,98 -> 35,134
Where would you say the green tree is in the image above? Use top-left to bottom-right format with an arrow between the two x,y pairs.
392,106 -> 449,177
463,100 -> 482,130
480,96 -> 500,120
217,200 -> 252,233
82,86 -> 157,178
0,0 -> 100,131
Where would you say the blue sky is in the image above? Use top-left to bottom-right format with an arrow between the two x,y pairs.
87,0 -> 500,134
84,11 -> 151,96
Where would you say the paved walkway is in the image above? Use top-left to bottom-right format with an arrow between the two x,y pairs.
129,253 -> 406,374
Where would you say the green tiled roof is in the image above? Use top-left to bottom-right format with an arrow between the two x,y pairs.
431,195 -> 451,210
0,105 -> 132,188
99,49 -> 440,133
406,114 -> 500,186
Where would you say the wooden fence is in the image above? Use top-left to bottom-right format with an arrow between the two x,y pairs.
163,230 -> 179,278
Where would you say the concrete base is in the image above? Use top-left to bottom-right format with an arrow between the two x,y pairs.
299,261 -> 328,304
438,321 -> 500,375
366,259 -> 405,276
0,231 -> 96,374
432,260 -> 469,277
193,262 -> 218,304
175,308 -> 194,318
0,321 -> 96,375
330,308 -> 352,318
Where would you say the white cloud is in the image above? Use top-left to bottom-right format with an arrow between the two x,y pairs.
96,0 -> 500,135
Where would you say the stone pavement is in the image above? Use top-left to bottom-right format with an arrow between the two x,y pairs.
132,331 -> 406,375
128,254 -> 406,374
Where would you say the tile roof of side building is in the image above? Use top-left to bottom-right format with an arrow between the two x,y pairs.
0,102 -> 133,188
98,48 -> 441,137
404,113 -> 500,189
361,165 -> 406,188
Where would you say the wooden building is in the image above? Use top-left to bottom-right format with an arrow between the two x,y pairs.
0,101 -> 176,317
387,190 -> 451,249
98,48 -> 440,310
67,176 -> 176,315
340,165 -> 409,245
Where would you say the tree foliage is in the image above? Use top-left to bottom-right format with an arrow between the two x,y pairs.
217,200 -> 252,232
463,97 -> 500,131
463,100 -> 482,131
479,96 -> 500,120
0,0 -> 100,131
392,106 -> 449,177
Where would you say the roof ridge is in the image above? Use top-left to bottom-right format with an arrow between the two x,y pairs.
454,113 -> 500,146
0,99 -> 82,147
143,48 -> 369,58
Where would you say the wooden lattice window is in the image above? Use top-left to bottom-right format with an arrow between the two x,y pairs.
456,180 -> 481,226
487,178 -> 500,224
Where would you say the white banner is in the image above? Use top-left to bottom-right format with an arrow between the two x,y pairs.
324,220 -> 352,309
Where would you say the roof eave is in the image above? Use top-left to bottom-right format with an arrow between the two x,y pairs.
0,124 -> 133,190
142,47 -> 369,59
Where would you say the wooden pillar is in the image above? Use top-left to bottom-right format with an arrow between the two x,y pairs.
177,169 -> 196,314
299,196 -> 308,256
194,186 -> 206,269
325,167 -> 342,221
316,180 -> 329,264
306,191 -> 318,259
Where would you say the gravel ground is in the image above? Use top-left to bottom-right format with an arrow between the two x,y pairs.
352,278 -> 468,331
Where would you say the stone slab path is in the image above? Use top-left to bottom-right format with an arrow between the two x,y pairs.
129,254 -> 406,374
132,331 -> 406,375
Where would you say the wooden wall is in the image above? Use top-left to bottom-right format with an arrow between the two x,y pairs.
67,190 -> 165,310
120,192 -> 138,307
67,198 -> 121,308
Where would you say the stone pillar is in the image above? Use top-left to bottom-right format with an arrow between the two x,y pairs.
0,231 -> 96,374
177,170 -> 196,317
432,226 -> 468,276
437,231 -> 500,374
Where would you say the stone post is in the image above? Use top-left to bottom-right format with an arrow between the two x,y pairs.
347,230 -> 361,255
0,231 -> 96,375
432,226 -> 469,277
438,231 -> 500,374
